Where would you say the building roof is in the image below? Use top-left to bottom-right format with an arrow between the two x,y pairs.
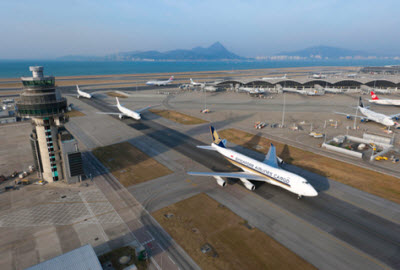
215,76 -> 400,87
26,244 -> 102,270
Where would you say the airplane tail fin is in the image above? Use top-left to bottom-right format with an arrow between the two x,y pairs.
359,97 -> 364,108
210,126 -> 226,148
370,91 -> 379,100
190,78 -> 194,83
264,143 -> 279,168
283,74 -> 287,78
76,85 -> 80,92
116,97 -> 120,106
169,76 -> 174,81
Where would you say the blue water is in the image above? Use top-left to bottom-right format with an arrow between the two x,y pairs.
1,59 -> 400,78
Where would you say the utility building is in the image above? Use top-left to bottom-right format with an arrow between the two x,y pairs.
16,66 -> 83,183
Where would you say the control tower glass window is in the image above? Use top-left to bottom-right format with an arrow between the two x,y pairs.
22,79 -> 54,87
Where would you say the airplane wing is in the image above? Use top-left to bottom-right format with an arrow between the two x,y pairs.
334,112 -> 366,119
187,171 -> 267,181
263,144 -> 279,168
197,145 -> 217,151
96,112 -> 121,115
389,113 -> 400,119
135,104 -> 159,113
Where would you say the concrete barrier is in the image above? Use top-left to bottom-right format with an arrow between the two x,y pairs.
322,143 -> 363,158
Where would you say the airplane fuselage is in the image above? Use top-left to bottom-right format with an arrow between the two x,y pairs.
77,88 -> 92,99
359,106 -> 395,126
212,143 -> 317,197
369,99 -> 400,106
146,81 -> 170,86
117,103 -> 141,120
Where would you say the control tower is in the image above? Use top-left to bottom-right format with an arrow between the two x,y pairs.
17,66 -> 83,183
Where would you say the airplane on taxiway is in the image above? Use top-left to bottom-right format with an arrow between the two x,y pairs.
188,126 -> 318,199
335,97 -> 400,128
146,76 -> 174,86
97,97 -> 153,120
369,91 -> 400,106
76,85 -> 95,99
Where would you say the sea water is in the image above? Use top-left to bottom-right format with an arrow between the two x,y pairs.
0,59 -> 400,78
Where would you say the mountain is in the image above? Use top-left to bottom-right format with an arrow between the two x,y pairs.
277,45 -> 370,59
60,42 -> 244,61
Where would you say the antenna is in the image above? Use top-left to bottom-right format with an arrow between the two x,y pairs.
353,103 -> 358,130
281,93 -> 285,128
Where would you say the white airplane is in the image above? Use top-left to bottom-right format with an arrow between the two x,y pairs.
238,87 -> 265,94
97,97 -> 152,120
312,73 -> 327,79
187,126 -> 318,199
146,76 -> 174,86
335,97 -> 400,127
76,85 -> 94,99
190,78 -> 205,87
369,91 -> 400,106
262,74 -> 287,80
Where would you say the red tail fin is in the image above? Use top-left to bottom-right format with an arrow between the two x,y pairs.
370,91 -> 379,100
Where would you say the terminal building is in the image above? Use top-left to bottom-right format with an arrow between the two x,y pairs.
214,77 -> 400,90
16,66 -> 84,183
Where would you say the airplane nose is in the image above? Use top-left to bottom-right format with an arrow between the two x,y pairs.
305,187 -> 318,197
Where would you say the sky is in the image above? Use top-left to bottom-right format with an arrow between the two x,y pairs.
0,0 -> 399,59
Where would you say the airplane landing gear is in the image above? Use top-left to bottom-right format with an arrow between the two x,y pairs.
297,195 -> 302,200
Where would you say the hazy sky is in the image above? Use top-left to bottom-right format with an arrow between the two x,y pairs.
0,0 -> 399,59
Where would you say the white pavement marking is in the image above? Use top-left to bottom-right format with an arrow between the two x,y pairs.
0,189 -> 123,227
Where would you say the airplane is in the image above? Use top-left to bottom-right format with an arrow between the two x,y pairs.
369,91 -> 400,106
146,76 -> 174,86
238,86 -> 265,94
187,126 -> 318,199
262,74 -> 287,80
190,78 -> 205,87
335,97 -> 400,127
97,97 -> 153,120
76,85 -> 94,99
312,73 -> 327,79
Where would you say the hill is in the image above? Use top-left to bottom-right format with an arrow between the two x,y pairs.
60,42 -> 244,61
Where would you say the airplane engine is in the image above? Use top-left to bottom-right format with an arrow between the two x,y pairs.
346,115 -> 351,119
119,114 -> 124,119
213,176 -> 226,187
239,178 -> 255,191
361,118 -> 367,122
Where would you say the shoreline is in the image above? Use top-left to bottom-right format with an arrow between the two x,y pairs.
0,66 -> 356,82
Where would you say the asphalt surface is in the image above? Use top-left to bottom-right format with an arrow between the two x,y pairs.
78,95 -> 400,269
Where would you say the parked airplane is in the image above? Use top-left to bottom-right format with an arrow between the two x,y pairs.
146,76 -> 174,86
238,87 -> 265,94
76,85 -> 94,99
97,97 -> 152,120
335,97 -> 400,127
190,78 -> 205,87
187,126 -> 318,199
262,74 -> 287,80
312,73 -> 327,79
369,91 -> 400,106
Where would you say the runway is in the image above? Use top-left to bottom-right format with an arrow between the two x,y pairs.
77,95 -> 400,269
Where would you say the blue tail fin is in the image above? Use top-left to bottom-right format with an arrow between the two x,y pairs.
263,143 -> 279,168
210,126 -> 226,148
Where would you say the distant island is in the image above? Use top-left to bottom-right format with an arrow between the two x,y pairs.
59,44 -> 400,62
256,45 -> 400,60
59,42 -> 245,61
